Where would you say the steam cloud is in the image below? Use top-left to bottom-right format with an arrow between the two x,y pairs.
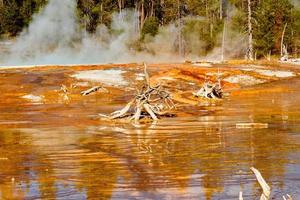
1,0 -> 245,66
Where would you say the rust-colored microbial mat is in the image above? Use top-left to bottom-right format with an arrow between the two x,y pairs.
0,62 -> 299,199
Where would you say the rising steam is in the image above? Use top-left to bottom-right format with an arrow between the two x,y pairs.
1,0 -> 245,66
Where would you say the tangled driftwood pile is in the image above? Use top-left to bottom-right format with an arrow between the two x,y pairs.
101,63 -> 175,123
193,81 -> 223,99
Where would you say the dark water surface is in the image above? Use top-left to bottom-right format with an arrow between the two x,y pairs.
0,68 -> 299,200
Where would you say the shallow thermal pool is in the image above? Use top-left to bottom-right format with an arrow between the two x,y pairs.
0,63 -> 299,199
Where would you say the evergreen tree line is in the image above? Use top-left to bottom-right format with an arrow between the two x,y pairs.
1,0 -> 300,58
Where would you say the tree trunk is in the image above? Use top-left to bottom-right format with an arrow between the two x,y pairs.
221,21 -> 226,62
205,0 -> 208,17
117,0 -> 124,14
140,1 -> 145,30
178,0 -> 184,57
150,0 -> 154,17
220,0 -> 223,20
281,23 -> 287,57
247,0 -> 254,61
100,3 -> 103,24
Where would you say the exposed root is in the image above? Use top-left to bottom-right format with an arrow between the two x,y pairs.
101,63 -> 175,122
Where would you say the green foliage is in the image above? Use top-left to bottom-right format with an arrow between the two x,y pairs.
291,8 -> 300,55
141,17 -> 159,38
0,0 -> 47,36
231,9 -> 247,33
0,0 -> 300,57
182,16 -> 224,56
253,0 -> 294,57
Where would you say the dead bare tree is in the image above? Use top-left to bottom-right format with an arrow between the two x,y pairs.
220,0 -> 223,20
280,23 -> 289,61
281,23 -> 288,57
247,0 -> 254,61
177,0 -> 184,57
221,20 -> 226,62
117,0 -> 125,14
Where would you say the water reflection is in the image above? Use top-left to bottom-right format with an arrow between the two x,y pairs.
0,117 -> 299,199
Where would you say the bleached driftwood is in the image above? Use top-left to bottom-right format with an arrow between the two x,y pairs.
239,191 -> 243,200
283,194 -> 293,200
251,167 -> 271,200
101,63 -> 175,122
60,84 -> 68,94
240,167 -> 294,200
193,82 -> 223,99
81,86 -> 107,96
